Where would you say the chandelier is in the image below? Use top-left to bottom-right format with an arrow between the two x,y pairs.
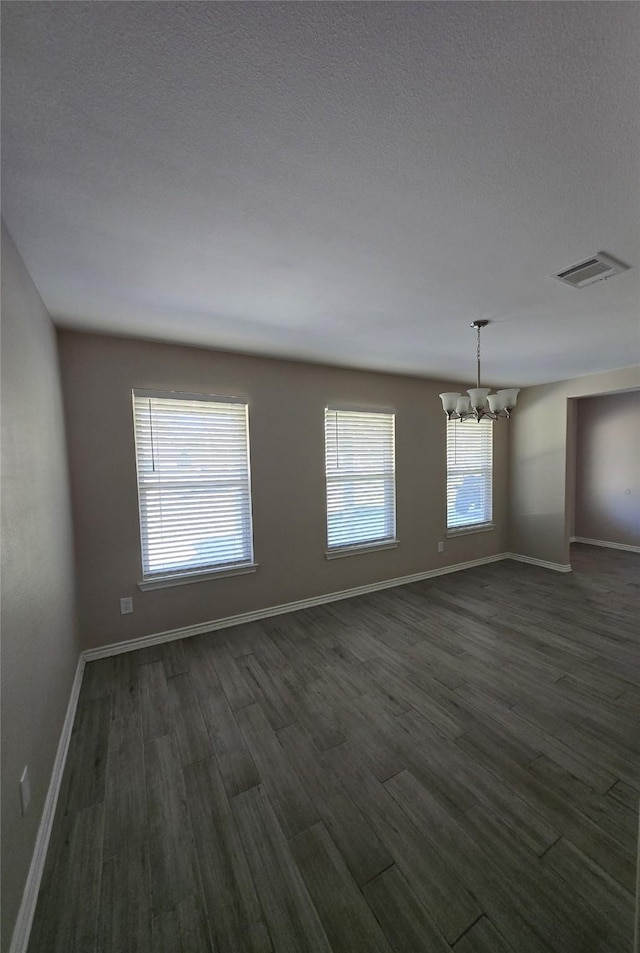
439,321 -> 520,421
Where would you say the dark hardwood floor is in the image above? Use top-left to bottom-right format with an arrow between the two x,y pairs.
28,544 -> 639,952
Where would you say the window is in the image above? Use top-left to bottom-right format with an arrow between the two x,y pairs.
133,390 -> 254,587
446,418 -> 493,533
325,407 -> 396,555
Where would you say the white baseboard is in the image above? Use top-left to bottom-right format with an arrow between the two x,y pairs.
84,552 -> 511,661
572,536 -> 640,554
506,553 -> 572,573
9,655 -> 86,953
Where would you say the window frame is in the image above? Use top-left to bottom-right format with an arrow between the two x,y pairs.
132,388 -> 257,590
324,406 -> 398,558
445,417 -> 494,537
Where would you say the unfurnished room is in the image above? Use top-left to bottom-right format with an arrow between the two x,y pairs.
1,3 -> 639,952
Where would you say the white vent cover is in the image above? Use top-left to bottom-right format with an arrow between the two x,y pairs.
553,252 -> 629,289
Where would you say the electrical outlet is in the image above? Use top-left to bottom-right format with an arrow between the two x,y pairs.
20,766 -> 31,816
437,541 -> 444,553
120,596 -> 133,615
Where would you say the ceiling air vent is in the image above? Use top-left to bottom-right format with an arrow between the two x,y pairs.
553,252 -> 629,289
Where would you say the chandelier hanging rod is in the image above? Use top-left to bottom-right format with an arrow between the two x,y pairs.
473,319 -> 485,390
439,320 -> 520,422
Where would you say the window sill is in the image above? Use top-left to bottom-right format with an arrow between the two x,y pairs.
325,539 -> 399,560
446,524 -> 494,539
137,562 -> 258,591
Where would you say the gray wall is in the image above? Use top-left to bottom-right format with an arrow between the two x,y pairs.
574,391 -> 640,546
58,330 -> 510,649
509,366 -> 640,566
1,223 -> 80,951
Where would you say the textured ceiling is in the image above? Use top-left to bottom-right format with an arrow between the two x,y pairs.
2,2 -> 639,386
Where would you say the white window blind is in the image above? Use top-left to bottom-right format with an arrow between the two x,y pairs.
446,418 -> 493,531
133,390 -> 254,580
325,408 -> 396,551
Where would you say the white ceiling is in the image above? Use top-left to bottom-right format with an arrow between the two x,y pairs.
2,2 -> 639,386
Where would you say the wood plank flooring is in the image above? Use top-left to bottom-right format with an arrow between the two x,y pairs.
28,544 -> 639,952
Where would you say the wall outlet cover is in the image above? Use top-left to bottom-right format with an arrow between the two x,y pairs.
120,596 -> 133,615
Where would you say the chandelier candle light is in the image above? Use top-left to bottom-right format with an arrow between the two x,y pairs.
439,320 -> 520,422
